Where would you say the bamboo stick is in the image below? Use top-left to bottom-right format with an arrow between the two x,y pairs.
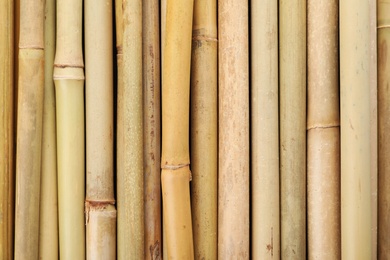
53,0 -> 85,257
14,0 -> 44,257
251,0 -> 279,258
279,0 -> 306,258
39,0 -> 58,257
190,0 -> 217,258
218,0 -> 249,258
340,0 -> 371,258
142,0 -> 161,258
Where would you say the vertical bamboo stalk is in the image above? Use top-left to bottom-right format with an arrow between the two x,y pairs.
279,0 -> 306,258
307,0 -> 340,258
218,0 -> 249,258
14,0 -> 44,258
39,0 -> 58,257
190,0 -> 217,258
340,0 -> 371,258
143,0 -> 161,258
251,0 -> 279,258
54,0 -> 85,257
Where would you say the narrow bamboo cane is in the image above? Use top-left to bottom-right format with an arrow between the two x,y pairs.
340,0 -> 371,258
143,0 -> 161,258
0,0 -> 14,258
14,0 -> 44,257
53,0 -> 85,257
378,1 -> 390,258
161,0 -> 194,258
307,0 -> 340,259
39,0 -> 58,257
251,0 -> 279,258
190,0 -> 217,258
218,0 -> 249,258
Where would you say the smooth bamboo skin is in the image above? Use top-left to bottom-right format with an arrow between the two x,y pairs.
251,0 -> 279,258
143,0 -> 161,258
340,0 -> 371,258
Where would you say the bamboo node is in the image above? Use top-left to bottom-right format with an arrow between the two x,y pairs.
192,35 -> 217,42
307,123 -> 339,131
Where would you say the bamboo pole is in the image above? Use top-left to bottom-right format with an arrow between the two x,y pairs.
39,0 -> 58,257
14,0 -> 44,257
142,0 -> 161,258
53,0 -> 85,257
218,0 -> 249,258
340,0 -> 371,258
0,0 -> 14,258
190,0 -> 217,258
251,0 -> 279,258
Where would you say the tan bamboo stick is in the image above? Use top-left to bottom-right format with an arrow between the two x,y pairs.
142,0 -> 161,258
39,0 -> 58,258
53,0 -> 85,257
14,0 -> 44,257
218,0 -> 249,258
190,0 -> 217,258
340,0 -> 371,258
0,0 -> 14,258
251,0 -> 279,258
279,0 -> 306,258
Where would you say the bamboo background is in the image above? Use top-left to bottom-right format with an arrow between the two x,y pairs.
0,0 -> 386,259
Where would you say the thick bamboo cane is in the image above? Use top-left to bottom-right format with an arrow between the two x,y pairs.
53,0 -> 85,257
307,0 -> 340,259
14,0 -> 44,258
340,0 -> 371,258
39,0 -> 58,258
251,0 -> 279,258
142,0 -> 161,258
218,0 -> 249,258
279,0 -> 306,258
0,0 -> 14,258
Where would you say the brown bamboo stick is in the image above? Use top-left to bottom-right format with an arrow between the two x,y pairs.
14,0 -> 44,257
251,0 -> 279,258
218,0 -> 249,258
340,0 -> 371,258
190,0 -> 217,258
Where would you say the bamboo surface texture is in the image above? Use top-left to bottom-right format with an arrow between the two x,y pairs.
340,0 -> 371,258
279,0 -> 306,258
251,0 -> 279,258
14,0 -> 44,258
307,0 -> 340,259
218,0 -> 249,258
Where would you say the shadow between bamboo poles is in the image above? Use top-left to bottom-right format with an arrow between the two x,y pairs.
218,0 -> 249,258
251,0 -> 279,258
340,0 -> 371,258
0,0 -> 14,258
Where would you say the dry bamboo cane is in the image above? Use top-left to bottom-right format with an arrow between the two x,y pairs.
85,0 -> 116,258
0,0 -> 14,258
161,0 -> 194,258
14,0 -> 44,257
251,0 -> 279,258
190,0 -> 217,258
218,0 -> 249,258
307,0 -> 340,258
53,0 -> 85,257
340,0 -> 371,258
142,0 -> 162,258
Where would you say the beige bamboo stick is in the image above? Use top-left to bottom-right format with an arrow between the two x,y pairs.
14,0 -> 44,257
0,0 -> 14,258
190,0 -> 217,258
279,0 -> 306,258
251,0 -> 279,258
39,0 -> 58,258
218,0 -> 249,258
142,0 -> 161,258
53,0 -> 85,257
340,0 -> 371,258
